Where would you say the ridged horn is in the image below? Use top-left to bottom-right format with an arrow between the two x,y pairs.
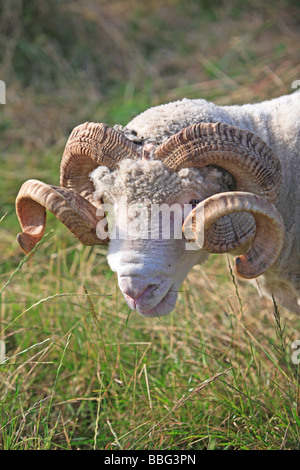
155,122 -> 281,202
16,179 -> 107,255
60,122 -> 139,205
156,122 -> 282,252
183,191 -> 285,279
16,122 -> 139,254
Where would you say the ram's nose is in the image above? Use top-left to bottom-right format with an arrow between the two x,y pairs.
119,277 -> 154,308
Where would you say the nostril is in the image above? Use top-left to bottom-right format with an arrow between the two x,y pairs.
123,285 -> 152,301
120,278 -> 155,301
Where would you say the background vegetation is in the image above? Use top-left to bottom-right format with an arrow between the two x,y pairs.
0,0 -> 299,450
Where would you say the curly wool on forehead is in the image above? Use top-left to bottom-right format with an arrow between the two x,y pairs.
90,159 -> 208,205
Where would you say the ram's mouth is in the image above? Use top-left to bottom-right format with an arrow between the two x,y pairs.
135,288 -> 178,317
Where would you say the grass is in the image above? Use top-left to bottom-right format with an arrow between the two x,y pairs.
0,231 -> 299,449
0,0 -> 300,451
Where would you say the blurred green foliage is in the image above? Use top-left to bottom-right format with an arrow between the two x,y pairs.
1,0 -> 299,96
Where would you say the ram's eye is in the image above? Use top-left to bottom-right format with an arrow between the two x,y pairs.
189,199 -> 201,208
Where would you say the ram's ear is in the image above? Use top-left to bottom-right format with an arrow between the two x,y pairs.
90,166 -> 112,179
89,165 -> 115,195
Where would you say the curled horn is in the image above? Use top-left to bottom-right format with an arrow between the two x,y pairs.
155,122 -> 281,202
156,122 -> 282,254
60,122 -> 139,204
183,192 -> 285,279
16,179 -> 104,254
16,122 -> 139,254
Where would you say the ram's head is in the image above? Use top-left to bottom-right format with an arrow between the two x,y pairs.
16,121 -> 284,317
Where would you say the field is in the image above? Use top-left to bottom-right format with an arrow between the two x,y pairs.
0,0 -> 300,450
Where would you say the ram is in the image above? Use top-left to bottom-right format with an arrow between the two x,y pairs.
16,92 -> 300,316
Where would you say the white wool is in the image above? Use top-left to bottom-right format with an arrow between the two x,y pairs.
90,159 -> 233,206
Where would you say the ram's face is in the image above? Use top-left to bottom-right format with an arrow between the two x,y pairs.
91,159 -> 215,316
106,208 -> 208,317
